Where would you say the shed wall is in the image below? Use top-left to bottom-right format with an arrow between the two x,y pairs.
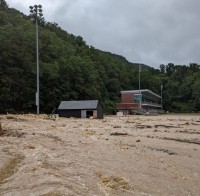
97,103 -> 104,119
58,109 -> 81,118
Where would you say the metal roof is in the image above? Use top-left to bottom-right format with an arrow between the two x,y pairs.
58,100 -> 99,110
121,89 -> 161,98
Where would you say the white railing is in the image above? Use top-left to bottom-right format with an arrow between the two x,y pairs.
141,100 -> 161,107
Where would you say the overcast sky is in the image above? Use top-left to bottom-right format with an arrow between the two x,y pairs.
6,0 -> 200,68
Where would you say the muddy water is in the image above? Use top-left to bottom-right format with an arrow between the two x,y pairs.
0,114 -> 200,195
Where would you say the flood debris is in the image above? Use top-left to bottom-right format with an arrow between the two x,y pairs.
96,172 -> 133,192
6,116 -> 28,122
0,123 -> 6,136
175,130 -> 200,135
110,132 -> 129,136
0,123 -> 9,136
154,124 -> 181,128
147,147 -> 176,155
161,137 -> 200,145
136,125 -> 152,129
113,125 -> 122,128
0,123 -> 25,137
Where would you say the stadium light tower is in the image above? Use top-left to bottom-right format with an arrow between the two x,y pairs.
29,5 -> 43,114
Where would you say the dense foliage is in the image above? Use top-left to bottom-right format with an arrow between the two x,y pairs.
0,1 -> 200,114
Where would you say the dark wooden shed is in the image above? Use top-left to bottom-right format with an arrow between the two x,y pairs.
58,100 -> 103,119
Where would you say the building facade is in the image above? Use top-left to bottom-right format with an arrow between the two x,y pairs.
116,89 -> 162,115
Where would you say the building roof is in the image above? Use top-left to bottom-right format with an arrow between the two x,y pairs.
58,100 -> 99,110
121,89 -> 161,98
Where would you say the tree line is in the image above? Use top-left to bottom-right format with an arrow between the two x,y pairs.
0,1 -> 200,114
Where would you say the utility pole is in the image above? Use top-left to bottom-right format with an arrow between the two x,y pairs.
161,84 -> 163,110
29,5 -> 43,114
139,65 -> 142,109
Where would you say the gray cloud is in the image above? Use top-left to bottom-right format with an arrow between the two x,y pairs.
6,0 -> 200,68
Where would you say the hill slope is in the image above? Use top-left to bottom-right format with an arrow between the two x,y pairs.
0,2 -> 151,113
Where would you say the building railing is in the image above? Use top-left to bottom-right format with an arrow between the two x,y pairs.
141,100 -> 161,107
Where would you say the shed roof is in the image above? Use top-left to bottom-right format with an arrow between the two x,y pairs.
58,100 -> 99,110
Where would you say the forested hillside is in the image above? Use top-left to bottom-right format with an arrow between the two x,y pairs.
0,1 -> 200,114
